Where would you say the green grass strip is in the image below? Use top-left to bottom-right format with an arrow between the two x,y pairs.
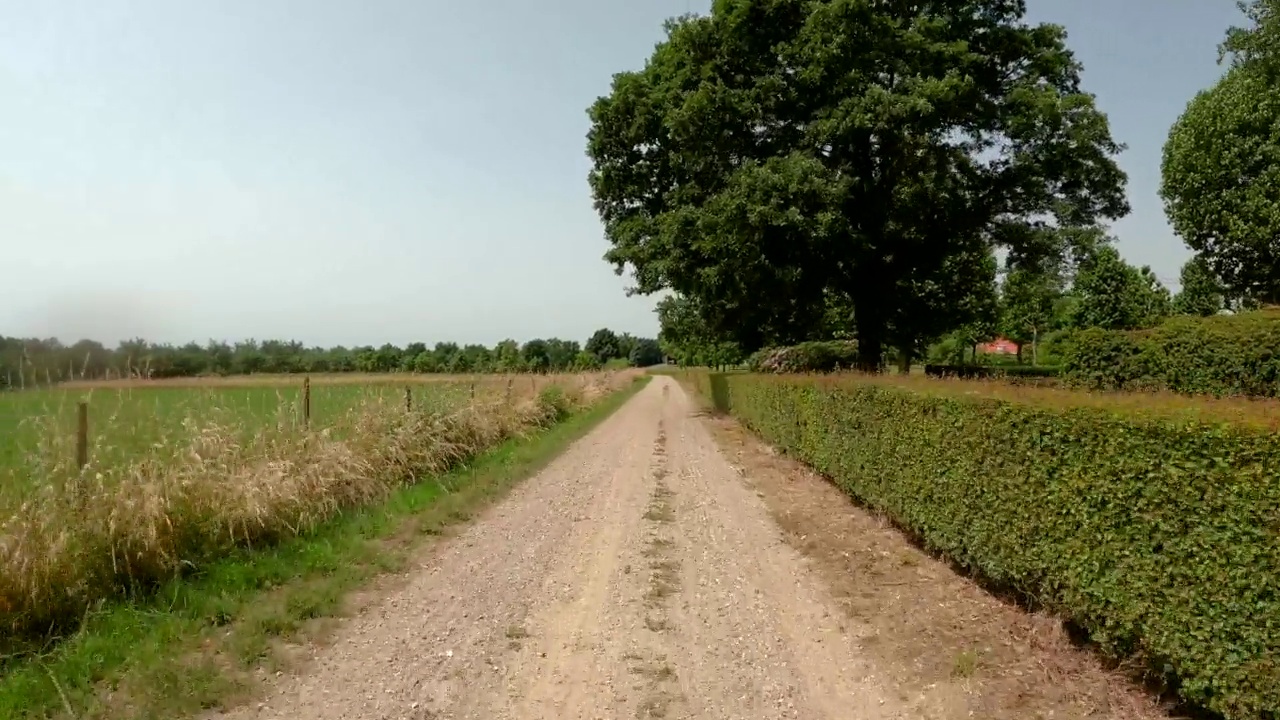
0,377 -> 648,720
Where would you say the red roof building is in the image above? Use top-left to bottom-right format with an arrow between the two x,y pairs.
977,337 -> 1019,355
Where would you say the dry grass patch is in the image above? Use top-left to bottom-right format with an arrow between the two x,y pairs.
0,373 -> 634,647
0,375 -> 650,719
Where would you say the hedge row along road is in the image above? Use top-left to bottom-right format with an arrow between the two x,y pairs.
209,376 -> 1162,720
682,371 -> 1279,720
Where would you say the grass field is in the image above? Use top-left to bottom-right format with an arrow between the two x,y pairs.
0,375 -> 648,719
0,371 -> 629,647
0,374 -> 564,499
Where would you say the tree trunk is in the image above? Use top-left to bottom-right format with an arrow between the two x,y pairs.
1016,343 -> 1023,364
896,344 -> 912,374
854,313 -> 886,373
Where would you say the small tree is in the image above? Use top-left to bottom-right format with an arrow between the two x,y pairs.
573,350 -> 603,371
585,328 -> 622,362
1173,255 -> 1226,316
999,267 -> 1060,364
1069,246 -> 1172,331
629,338 -> 664,368
521,339 -> 551,373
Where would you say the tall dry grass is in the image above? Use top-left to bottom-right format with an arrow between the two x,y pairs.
0,371 -> 635,642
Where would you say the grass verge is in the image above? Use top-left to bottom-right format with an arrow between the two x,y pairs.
0,376 -> 649,720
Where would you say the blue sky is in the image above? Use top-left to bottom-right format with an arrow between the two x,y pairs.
0,0 -> 1245,347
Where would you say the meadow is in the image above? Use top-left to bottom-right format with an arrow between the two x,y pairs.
0,374 -> 567,494
0,371 -> 629,646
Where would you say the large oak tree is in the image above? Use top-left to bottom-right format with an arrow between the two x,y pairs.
587,0 -> 1127,369
1162,1 -> 1280,305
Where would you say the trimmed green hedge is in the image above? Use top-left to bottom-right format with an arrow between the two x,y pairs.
1062,309 -> 1280,396
687,372 -> 1279,720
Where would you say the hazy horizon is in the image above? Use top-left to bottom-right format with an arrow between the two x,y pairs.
0,0 -> 1245,348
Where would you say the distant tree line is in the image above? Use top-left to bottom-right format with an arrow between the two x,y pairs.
0,330 -> 664,389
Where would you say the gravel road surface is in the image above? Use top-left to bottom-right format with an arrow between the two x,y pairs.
213,376 -> 1159,720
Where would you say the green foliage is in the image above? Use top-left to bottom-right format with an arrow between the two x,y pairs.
585,328 -> 622,362
573,350 -> 603,371
0,332 -> 618,387
746,341 -> 858,374
628,338 -> 664,368
1062,308 -> 1280,396
1222,0 -> 1280,70
1068,245 -> 1172,330
656,294 -> 743,367
999,265 -> 1062,362
686,372 -> 1280,720
1173,255 -> 1227,317
1162,61 -> 1280,305
536,386 -> 572,421
520,339 -> 551,373
587,1 -> 1127,369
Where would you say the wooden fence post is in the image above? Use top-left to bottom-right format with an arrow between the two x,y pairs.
470,382 -> 476,402
302,377 -> 312,428
506,377 -> 513,404
76,401 -> 89,469
405,386 -> 412,413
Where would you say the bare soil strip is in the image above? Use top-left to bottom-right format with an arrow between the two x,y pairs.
208,376 -> 1168,720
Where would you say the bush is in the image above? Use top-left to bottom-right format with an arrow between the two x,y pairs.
997,364 -> 1061,379
746,340 -> 859,373
1061,309 -> 1280,396
536,386 -> 573,422
923,364 -> 997,379
683,371 -> 1280,720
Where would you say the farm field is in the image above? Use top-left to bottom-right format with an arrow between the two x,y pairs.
0,371 -> 633,646
0,373 -> 574,499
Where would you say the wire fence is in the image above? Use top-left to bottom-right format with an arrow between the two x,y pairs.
0,374 -> 563,474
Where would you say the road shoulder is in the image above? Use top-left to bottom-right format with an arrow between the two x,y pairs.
692,407 -> 1169,720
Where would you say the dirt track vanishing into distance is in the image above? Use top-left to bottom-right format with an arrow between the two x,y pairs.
212,375 -> 1165,720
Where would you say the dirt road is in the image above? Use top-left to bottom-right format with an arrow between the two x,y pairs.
215,376 -> 1163,720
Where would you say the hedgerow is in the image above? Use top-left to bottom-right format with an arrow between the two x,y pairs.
1061,308 -> 1280,396
745,341 -> 858,373
685,371 -> 1280,720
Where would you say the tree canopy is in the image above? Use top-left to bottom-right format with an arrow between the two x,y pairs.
1161,66 -> 1280,305
1068,245 -> 1171,331
656,294 -> 744,367
999,264 -> 1062,362
1172,255 -> 1227,317
1162,1 -> 1280,306
585,328 -> 622,362
587,0 -> 1128,369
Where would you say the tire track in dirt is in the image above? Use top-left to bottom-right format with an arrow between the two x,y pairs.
654,384 -> 905,720
628,417 -> 686,719
495,413 -> 681,720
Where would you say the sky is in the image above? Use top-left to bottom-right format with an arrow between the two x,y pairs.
0,0 -> 1248,348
